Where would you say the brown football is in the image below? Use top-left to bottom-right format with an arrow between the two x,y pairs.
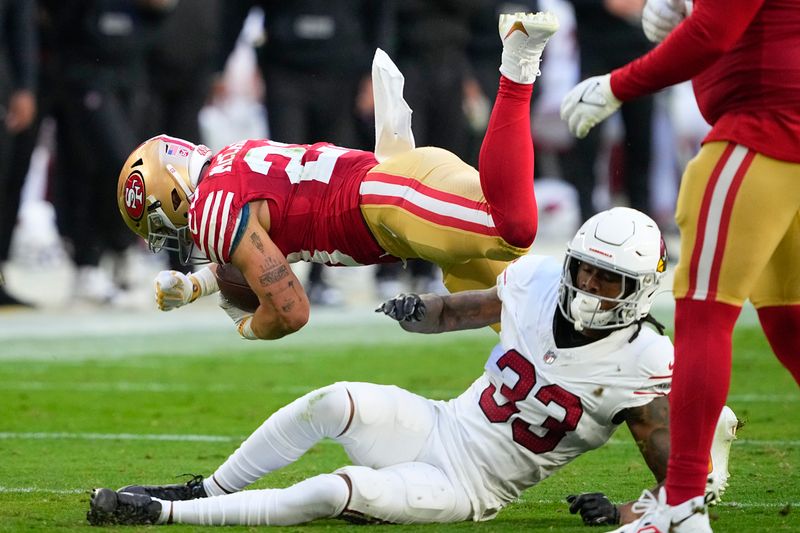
215,264 -> 259,313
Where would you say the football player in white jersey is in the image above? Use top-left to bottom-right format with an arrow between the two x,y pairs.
87,207 -> 737,528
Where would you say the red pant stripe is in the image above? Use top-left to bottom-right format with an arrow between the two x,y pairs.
363,171 -> 488,212
706,148 -> 755,297
360,193 -> 499,236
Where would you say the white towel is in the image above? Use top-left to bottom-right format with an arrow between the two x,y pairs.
371,48 -> 415,163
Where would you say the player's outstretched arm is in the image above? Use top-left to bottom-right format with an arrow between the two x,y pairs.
229,210 -> 309,340
377,288 -> 501,334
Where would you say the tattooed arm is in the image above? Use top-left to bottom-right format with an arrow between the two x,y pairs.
230,202 -> 309,339
617,396 -> 670,522
395,289 -> 502,334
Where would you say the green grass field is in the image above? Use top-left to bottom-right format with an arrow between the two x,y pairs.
0,310 -> 797,532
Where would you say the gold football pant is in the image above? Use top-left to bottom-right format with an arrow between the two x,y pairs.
674,142 -> 800,307
360,77 -> 538,294
360,147 -> 529,294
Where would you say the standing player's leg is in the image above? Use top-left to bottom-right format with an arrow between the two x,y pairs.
667,143 -> 800,506
478,12 -> 560,249
752,211 -> 800,384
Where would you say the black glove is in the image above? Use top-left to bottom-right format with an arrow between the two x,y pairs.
567,493 -> 620,526
375,293 -> 426,322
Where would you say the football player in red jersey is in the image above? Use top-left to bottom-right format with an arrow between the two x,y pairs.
560,0 -> 800,531
117,12 -> 559,340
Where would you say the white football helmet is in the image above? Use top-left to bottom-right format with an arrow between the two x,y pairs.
117,135 -> 212,263
558,207 -> 667,331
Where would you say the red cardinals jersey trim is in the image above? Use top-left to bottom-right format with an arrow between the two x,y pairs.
687,144 -> 754,300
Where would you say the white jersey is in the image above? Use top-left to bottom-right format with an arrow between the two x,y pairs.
440,254 -> 673,520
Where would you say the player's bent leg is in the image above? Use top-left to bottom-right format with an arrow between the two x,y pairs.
335,382 -> 438,468
336,463 -> 471,524
361,147 -> 528,266
478,75 -> 538,250
474,12 -> 559,249
206,383 -> 353,496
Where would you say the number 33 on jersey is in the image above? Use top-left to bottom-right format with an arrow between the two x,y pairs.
452,254 -> 673,489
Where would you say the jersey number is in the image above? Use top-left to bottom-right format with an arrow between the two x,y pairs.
478,349 -> 583,454
243,143 -> 349,184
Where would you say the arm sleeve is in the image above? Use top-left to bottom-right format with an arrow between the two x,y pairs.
610,0 -> 765,101
7,0 -> 38,91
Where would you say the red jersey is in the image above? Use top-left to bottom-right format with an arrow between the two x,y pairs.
610,0 -> 800,163
187,140 -> 389,265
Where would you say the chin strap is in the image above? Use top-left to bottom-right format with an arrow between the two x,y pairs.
628,313 -> 667,342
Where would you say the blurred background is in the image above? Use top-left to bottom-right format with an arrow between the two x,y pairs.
0,0 -> 711,318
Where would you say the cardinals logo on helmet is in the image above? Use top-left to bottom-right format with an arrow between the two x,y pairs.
657,237 -> 668,273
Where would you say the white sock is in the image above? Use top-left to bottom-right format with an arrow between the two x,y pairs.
203,384 -> 351,496
160,474 -> 348,525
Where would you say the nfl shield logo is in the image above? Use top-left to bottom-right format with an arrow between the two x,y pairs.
543,350 -> 557,365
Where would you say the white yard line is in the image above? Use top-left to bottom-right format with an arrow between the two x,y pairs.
0,432 -> 241,443
0,486 -> 85,495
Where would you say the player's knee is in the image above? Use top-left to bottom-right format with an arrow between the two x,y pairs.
291,474 -> 350,517
302,383 -> 352,436
335,466 -> 397,519
500,217 -> 538,250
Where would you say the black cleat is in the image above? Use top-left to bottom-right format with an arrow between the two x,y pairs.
120,474 -> 207,501
87,488 -> 162,525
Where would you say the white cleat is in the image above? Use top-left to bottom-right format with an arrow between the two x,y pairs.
705,405 -> 738,505
609,489 -> 711,533
498,11 -> 560,84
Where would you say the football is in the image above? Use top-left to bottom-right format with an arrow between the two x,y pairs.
215,264 -> 259,313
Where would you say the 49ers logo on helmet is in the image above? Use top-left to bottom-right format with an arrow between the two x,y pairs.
124,172 -> 145,221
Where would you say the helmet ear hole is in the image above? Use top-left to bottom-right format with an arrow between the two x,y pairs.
171,188 -> 181,211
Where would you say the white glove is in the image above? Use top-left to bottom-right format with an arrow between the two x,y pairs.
154,267 -> 219,311
642,0 -> 686,43
560,74 -> 622,139
218,294 -> 258,340
155,270 -> 194,311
